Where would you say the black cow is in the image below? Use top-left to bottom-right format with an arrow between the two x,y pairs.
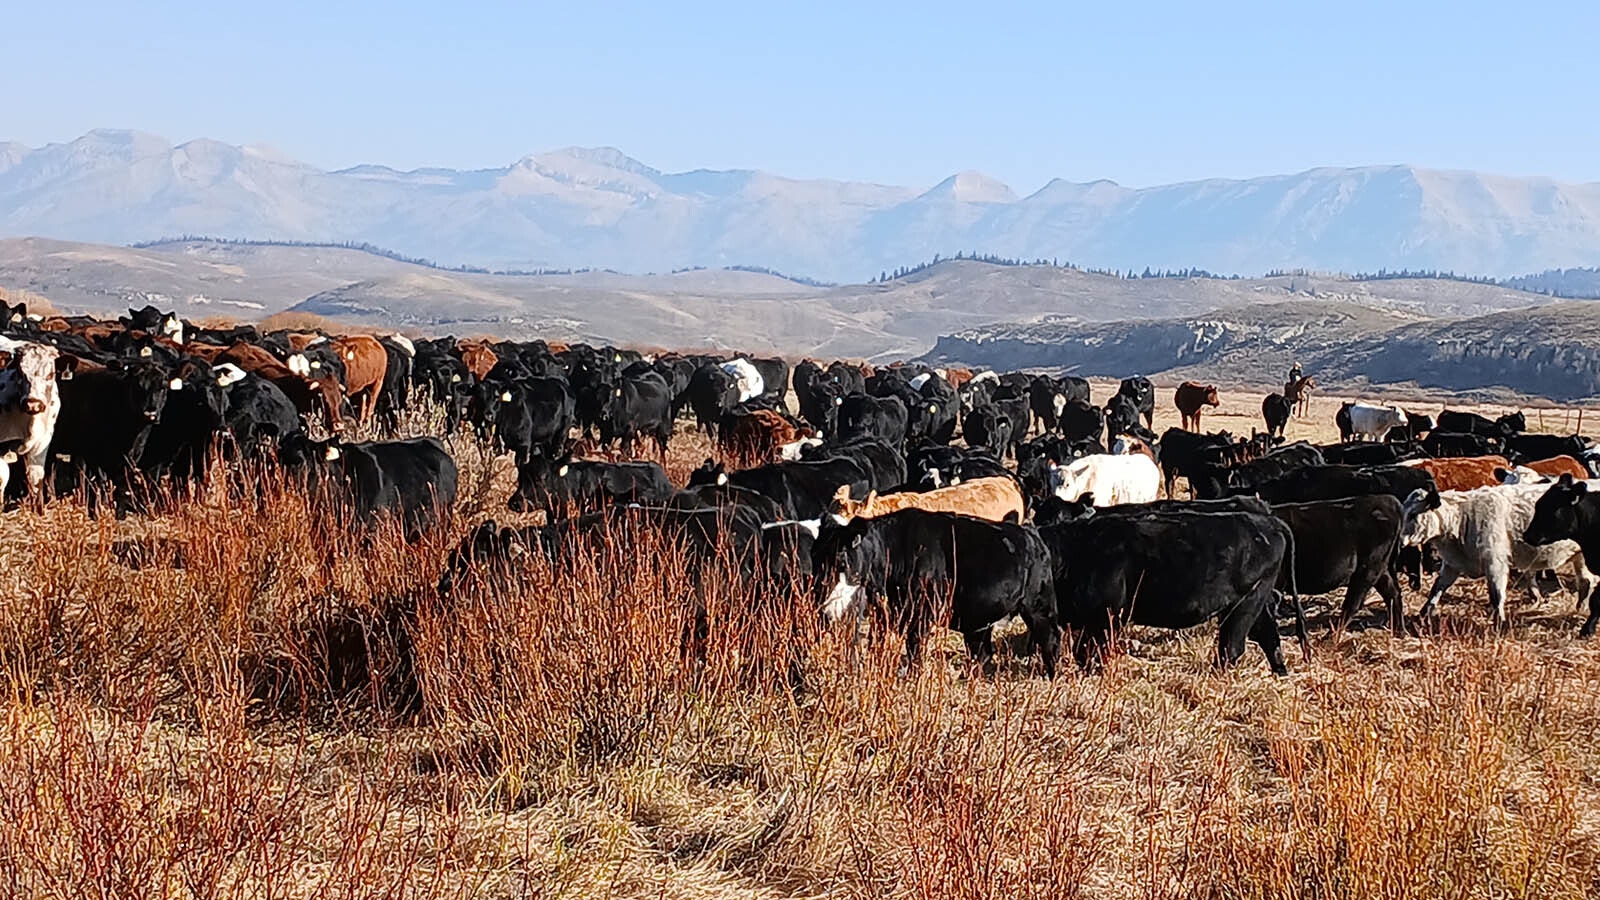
670,482 -> 788,523
1317,441 -> 1424,467
688,456 -> 870,520
494,377 -> 575,465
51,359 -> 178,511
138,358 -> 231,488
963,405 -> 1013,460
1116,376 -> 1156,428
1245,464 -> 1435,506
1193,442 -> 1326,500
1436,410 -> 1526,437
838,393 -> 909,448
223,369 -> 301,457
1040,508 -> 1303,675
1028,376 -> 1067,433
1033,494 -> 1269,528
508,455 -> 675,513
801,438 -> 906,492
798,379 -> 843,438
1157,428 -> 1239,498
1505,433 -> 1592,465
600,371 -> 673,458
1049,397 -> 1100,441
907,444 -> 1010,490
686,363 -> 738,438
749,357 -> 790,407
1262,393 -> 1290,440
811,510 -> 1060,674
119,305 -> 183,342
1521,474 -> 1600,635
373,336 -> 414,432
1271,495 -> 1406,632
1104,393 -> 1142,444
1422,430 -> 1504,458
279,434 -> 457,541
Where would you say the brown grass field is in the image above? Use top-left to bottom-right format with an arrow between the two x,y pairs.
1,379 -> 1598,899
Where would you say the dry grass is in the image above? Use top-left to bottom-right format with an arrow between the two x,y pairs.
0,285 -> 58,317
0,388 -> 1597,899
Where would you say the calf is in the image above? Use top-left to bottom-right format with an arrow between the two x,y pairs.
1174,382 -> 1220,431
1343,402 -> 1409,442
720,407 -> 804,466
829,476 -> 1025,524
494,377 -> 575,465
330,335 -> 389,426
279,434 -> 458,541
1404,482 -> 1594,626
1047,453 -> 1160,506
1116,376 -> 1155,427
601,371 -> 673,458
1522,474 -> 1600,635
1057,399 -> 1104,445
1040,507 -> 1302,675
1436,410 -> 1525,437
812,510 -> 1059,674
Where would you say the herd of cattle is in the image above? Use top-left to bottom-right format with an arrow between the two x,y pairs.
5,303 -> 1600,674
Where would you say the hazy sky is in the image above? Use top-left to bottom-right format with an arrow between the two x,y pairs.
4,0 -> 1596,190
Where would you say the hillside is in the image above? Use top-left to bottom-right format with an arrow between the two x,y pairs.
6,130 -> 1600,281
0,239 -> 1565,360
924,302 -> 1600,402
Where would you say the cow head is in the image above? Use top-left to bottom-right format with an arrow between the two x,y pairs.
106,358 -> 178,424
1523,473 -> 1588,546
508,448 -> 573,513
0,342 -> 62,418
277,431 -> 344,471
685,458 -> 728,488
1033,494 -> 1098,527
1496,412 -> 1528,436
1399,487 -> 1443,546
811,516 -> 881,622
1202,385 -> 1220,406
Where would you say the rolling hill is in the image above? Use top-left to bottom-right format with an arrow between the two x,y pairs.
0,238 -> 1562,361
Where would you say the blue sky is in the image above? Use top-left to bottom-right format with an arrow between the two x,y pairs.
4,0 -> 1597,190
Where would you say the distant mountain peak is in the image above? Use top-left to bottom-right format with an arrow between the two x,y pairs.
923,171 -> 1017,203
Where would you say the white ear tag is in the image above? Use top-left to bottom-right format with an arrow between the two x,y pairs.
325,446 -> 341,461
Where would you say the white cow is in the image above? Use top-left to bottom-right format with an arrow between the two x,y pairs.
721,358 -> 764,404
0,338 -> 65,499
1402,483 -> 1596,623
1048,453 -> 1161,507
1345,402 -> 1408,442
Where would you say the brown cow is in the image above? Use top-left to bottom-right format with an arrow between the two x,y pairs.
1173,382 -> 1220,431
1495,455 -> 1590,484
829,477 -> 1025,524
457,340 -> 498,381
216,341 -> 344,429
330,335 -> 388,426
720,407 -> 804,466
1400,455 -> 1511,491
286,333 -> 328,353
942,367 -> 975,390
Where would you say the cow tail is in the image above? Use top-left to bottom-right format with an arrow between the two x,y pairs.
1286,524 -> 1309,663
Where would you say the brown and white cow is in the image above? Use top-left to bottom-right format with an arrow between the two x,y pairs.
1174,382 -> 1220,431
0,338 -> 69,499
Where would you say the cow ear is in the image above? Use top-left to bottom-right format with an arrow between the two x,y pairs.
1575,481 -> 1590,495
55,355 -> 76,380
1558,473 -> 1575,487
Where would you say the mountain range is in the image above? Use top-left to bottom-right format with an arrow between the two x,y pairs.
5,130 -> 1600,282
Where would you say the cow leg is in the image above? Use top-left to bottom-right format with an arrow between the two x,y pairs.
1419,565 -> 1461,618
1582,584 -> 1600,638
1022,610 -> 1060,678
1214,602 -> 1255,671
1336,572 -> 1375,630
1374,568 -> 1406,634
1072,623 -> 1109,672
1486,560 -> 1511,627
1247,602 -> 1288,676
962,628 -> 995,667
1572,558 -> 1596,614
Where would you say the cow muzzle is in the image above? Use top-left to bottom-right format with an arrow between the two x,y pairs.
23,398 -> 44,414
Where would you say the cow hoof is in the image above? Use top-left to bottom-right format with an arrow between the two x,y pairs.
1580,623 -> 1598,638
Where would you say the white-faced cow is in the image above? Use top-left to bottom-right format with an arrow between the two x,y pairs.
0,338 -> 68,500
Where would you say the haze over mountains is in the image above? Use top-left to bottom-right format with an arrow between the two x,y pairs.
6,130 -> 1600,283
